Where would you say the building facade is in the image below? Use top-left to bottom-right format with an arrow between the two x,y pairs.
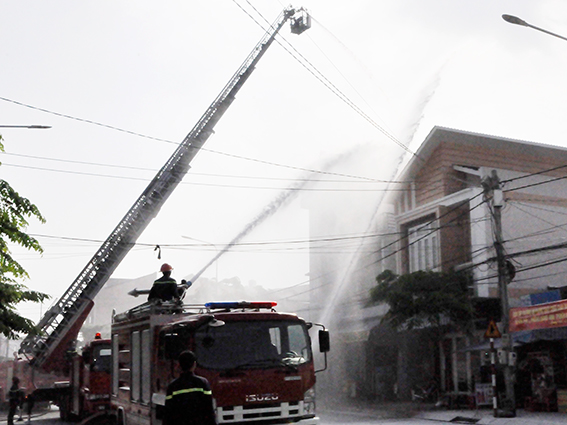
309,126 -> 567,403
370,126 -> 567,402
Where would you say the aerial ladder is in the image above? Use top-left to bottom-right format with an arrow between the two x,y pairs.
19,7 -> 310,373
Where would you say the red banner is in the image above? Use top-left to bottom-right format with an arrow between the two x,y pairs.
510,299 -> 567,332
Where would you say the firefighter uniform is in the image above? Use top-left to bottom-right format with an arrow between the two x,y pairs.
7,379 -> 23,425
148,275 -> 179,302
164,371 -> 217,425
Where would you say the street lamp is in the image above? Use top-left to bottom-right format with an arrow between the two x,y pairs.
0,125 -> 51,129
502,14 -> 567,42
182,236 -> 219,283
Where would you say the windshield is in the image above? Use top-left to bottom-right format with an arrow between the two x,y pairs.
92,346 -> 112,373
195,320 -> 311,370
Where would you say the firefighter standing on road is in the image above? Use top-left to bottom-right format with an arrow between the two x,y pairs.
164,350 -> 217,425
7,377 -> 23,425
148,263 -> 179,302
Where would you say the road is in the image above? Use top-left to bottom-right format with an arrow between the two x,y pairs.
2,408 -> 446,425
319,410 -> 439,424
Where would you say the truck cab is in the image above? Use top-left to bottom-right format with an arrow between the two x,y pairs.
111,301 -> 329,425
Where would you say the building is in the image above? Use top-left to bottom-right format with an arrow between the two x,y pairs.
373,126 -> 567,402
311,126 -> 567,403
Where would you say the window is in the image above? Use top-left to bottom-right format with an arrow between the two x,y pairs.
408,221 -> 439,272
91,346 -> 111,373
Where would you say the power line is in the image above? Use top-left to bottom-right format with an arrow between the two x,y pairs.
369,191 -> 488,267
507,202 -> 567,237
28,229 -> 400,249
501,163 -> 567,185
0,96 -> 388,183
504,172 -> 567,193
0,151 -> 402,184
231,1 -> 421,161
3,162 -> 442,192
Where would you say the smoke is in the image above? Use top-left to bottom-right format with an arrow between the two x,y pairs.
191,145 -> 374,284
317,59 -> 455,328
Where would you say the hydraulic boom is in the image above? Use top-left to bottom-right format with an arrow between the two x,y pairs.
19,7 -> 310,373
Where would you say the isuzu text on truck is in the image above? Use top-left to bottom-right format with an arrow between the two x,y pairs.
111,301 -> 329,424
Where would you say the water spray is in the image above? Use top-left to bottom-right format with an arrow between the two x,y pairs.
190,147 -> 368,285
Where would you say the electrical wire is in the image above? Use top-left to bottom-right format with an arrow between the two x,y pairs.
367,191 -> 488,267
231,0 -> 421,161
0,151 -> 401,184
501,163 -> 567,185
3,162 -> 446,192
262,162 -> 567,299
504,173 -> 567,193
0,95 -> 390,184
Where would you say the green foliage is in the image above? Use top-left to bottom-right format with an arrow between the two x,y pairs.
0,136 -> 50,338
369,269 -> 474,332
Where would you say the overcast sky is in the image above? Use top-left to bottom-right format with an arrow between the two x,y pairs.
2,0 -> 567,323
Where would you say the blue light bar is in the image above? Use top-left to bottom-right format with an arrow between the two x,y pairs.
205,301 -> 277,310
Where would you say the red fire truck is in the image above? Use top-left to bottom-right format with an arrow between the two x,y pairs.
111,301 -> 329,425
13,6 -> 311,422
57,334 -> 112,421
0,334 -> 111,421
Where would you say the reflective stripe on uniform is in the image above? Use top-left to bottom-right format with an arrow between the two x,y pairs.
166,388 -> 213,400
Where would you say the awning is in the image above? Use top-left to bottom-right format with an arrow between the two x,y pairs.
462,326 -> 567,351
513,326 -> 567,344
461,338 -> 521,352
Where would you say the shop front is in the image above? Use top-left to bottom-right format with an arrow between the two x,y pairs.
510,299 -> 567,412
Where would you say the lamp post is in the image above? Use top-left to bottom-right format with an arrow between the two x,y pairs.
502,14 -> 567,42
0,125 -> 51,129
182,236 -> 219,283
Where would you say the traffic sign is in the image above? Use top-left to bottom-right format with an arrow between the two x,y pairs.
484,319 -> 502,339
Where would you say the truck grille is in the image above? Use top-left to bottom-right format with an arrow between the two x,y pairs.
218,401 -> 302,423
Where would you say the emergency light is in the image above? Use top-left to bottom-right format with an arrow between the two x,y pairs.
205,301 -> 277,310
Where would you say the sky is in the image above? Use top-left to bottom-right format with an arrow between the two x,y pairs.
2,0 -> 567,324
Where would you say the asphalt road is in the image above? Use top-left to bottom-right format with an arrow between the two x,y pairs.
1,408 -> 445,425
319,409 -> 441,424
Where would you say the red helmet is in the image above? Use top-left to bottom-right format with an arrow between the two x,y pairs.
160,263 -> 173,272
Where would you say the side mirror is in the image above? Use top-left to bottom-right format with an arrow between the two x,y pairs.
318,330 -> 330,353
82,350 -> 92,365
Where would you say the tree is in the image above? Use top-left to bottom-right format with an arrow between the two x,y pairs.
0,136 -> 50,339
369,269 -> 475,332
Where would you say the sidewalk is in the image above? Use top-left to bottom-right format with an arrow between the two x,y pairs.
319,397 -> 567,424
415,407 -> 566,425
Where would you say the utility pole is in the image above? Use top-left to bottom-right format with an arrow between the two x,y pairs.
482,170 -> 516,417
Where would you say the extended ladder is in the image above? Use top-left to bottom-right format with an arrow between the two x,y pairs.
19,7 -> 310,372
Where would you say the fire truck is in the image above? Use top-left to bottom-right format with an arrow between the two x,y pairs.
111,301 -> 329,425
12,5 -> 311,422
0,335 -> 111,420
57,334 -> 112,421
